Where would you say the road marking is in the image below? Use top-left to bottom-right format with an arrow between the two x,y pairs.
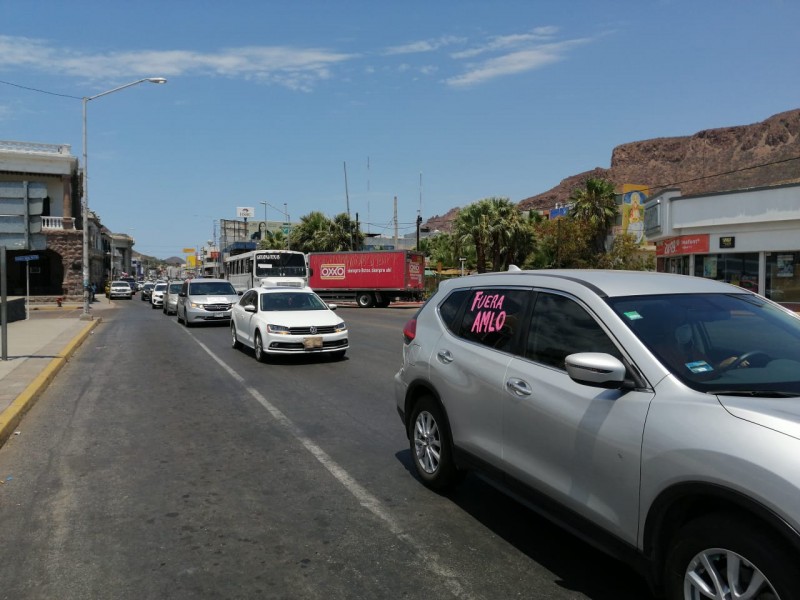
185,330 -> 475,599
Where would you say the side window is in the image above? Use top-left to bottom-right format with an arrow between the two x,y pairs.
240,290 -> 256,307
438,289 -> 470,335
458,288 -> 529,353
526,293 -> 621,369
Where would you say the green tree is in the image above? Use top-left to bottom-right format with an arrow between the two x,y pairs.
453,197 -> 539,273
533,217 -> 595,268
596,233 -> 656,270
567,178 -> 618,255
454,201 -> 492,272
290,211 -> 331,253
329,213 -> 364,251
258,229 -> 287,250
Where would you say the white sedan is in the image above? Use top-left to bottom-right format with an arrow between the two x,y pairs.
231,285 -> 348,361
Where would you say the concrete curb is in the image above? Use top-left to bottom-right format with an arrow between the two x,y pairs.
0,317 -> 102,447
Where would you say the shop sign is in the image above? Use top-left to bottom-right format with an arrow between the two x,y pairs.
719,236 -> 736,249
656,234 -> 710,256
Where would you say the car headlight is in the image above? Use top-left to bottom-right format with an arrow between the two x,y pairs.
334,321 -> 346,332
267,324 -> 291,334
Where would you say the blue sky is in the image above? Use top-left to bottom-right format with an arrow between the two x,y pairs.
2,0 -> 798,258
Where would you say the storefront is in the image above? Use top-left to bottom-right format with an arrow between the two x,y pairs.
645,184 -> 800,310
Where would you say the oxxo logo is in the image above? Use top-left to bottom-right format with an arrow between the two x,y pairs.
320,263 -> 346,279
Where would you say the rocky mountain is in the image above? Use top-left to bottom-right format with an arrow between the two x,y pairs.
424,108 -> 800,231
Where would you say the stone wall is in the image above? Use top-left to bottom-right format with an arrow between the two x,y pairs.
46,229 -> 83,295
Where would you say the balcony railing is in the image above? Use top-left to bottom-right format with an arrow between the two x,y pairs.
0,140 -> 73,155
42,216 -> 65,230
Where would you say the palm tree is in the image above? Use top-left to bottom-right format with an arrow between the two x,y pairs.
454,202 -> 493,273
568,178 -> 618,255
290,211 -> 331,253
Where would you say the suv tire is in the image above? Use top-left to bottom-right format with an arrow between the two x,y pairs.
409,395 -> 462,492
665,513 -> 798,600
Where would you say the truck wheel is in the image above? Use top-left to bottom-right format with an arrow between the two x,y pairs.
356,292 -> 374,308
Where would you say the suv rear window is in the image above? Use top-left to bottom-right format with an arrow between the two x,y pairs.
443,287 -> 529,353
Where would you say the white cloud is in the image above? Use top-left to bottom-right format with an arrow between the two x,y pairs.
383,36 -> 465,56
451,26 -> 560,59
447,38 -> 592,88
0,35 -> 356,92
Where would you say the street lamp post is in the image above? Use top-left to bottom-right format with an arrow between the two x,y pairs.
81,77 -> 167,320
260,201 -> 290,249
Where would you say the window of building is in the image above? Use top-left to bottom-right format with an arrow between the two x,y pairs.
694,252 -> 759,292
766,251 -> 800,303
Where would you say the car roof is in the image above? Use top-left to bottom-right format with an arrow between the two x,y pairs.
440,269 -> 747,299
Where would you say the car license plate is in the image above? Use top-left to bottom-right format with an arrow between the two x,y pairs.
214,312 -> 224,318
303,336 -> 323,349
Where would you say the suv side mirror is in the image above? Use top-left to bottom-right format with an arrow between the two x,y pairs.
565,353 -> 629,389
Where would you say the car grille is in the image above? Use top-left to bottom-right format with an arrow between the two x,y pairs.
288,325 -> 340,335
203,303 -> 232,311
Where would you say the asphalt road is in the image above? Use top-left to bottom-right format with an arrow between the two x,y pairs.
0,298 -> 655,600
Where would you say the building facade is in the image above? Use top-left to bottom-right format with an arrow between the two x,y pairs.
1,140 -> 132,298
644,183 -> 800,310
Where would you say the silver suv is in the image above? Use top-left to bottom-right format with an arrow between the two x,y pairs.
395,269 -> 800,599
176,278 -> 239,326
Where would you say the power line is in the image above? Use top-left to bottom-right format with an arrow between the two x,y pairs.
0,78 -> 81,100
648,154 -> 800,191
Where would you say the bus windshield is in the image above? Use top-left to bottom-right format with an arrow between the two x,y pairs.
254,252 -> 307,278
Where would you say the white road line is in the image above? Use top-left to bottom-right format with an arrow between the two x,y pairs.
186,331 -> 475,600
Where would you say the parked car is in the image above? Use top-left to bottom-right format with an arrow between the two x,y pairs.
141,282 -> 155,302
120,276 -> 137,295
163,281 -> 183,315
231,282 -> 347,361
177,278 -> 239,326
150,281 -> 167,309
108,280 -> 133,300
395,269 -> 800,599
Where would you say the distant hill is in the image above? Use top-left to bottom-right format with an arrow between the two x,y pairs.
425,108 -> 800,232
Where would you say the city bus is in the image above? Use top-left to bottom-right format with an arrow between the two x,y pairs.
223,249 -> 309,292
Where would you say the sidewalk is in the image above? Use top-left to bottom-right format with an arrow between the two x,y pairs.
0,299 -> 115,448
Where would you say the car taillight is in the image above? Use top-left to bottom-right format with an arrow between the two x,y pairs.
402,318 -> 417,344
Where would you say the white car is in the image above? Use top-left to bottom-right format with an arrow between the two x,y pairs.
231,283 -> 348,361
150,281 -> 167,309
109,281 -> 133,299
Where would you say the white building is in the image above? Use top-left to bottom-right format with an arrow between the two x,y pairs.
644,183 -> 800,310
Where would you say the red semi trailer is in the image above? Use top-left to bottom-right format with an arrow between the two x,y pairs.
308,250 -> 425,308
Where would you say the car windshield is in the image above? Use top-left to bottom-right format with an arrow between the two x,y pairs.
154,283 -> 167,291
190,282 -> 236,295
168,283 -> 182,293
609,293 -> 800,394
260,292 -> 327,311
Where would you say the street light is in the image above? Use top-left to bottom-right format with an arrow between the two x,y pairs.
81,77 -> 167,320
260,200 -> 290,249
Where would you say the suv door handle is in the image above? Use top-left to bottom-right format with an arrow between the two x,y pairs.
437,349 -> 454,364
506,378 -> 532,397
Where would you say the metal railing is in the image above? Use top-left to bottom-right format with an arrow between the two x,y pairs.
0,140 -> 72,155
